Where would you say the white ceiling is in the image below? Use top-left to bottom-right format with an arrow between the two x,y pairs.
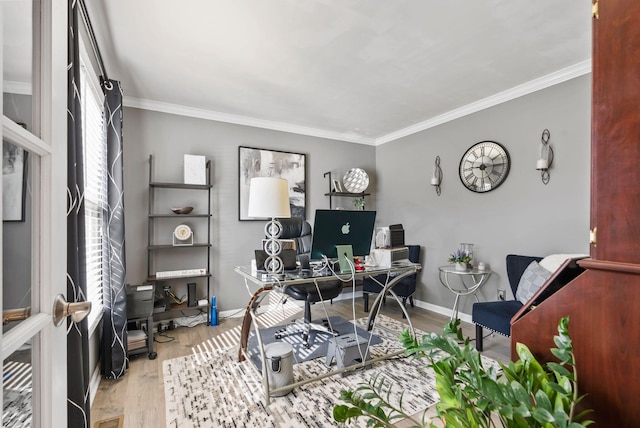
86,0 -> 592,145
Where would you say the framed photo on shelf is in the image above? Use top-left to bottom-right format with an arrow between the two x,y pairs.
238,146 -> 306,221
3,140 -> 28,222
331,179 -> 342,193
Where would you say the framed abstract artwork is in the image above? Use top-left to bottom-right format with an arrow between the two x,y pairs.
238,146 -> 306,221
3,140 -> 28,222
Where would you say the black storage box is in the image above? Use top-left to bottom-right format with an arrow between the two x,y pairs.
389,224 -> 405,247
126,284 -> 155,319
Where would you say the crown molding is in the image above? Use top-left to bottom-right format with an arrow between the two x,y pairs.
123,97 -> 376,145
3,80 -> 32,95
123,60 -> 590,147
375,60 -> 592,145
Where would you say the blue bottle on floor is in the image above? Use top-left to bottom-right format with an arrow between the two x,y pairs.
210,296 -> 218,326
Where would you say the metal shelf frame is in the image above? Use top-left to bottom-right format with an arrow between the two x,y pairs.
147,155 -> 212,324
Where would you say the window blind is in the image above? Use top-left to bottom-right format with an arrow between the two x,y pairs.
81,62 -> 107,331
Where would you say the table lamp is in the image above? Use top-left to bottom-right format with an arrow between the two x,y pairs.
247,177 -> 291,276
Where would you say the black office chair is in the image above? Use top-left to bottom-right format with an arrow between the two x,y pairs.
277,216 -> 313,255
362,245 -> 421,318
274,217 -> 343,346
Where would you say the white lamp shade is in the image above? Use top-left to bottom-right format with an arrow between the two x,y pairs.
247,177 -> 292,218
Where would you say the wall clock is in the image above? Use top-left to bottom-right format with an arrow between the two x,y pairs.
459,141 -> 510,193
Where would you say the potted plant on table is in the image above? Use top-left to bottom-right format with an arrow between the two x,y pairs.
448,249 -> 472,271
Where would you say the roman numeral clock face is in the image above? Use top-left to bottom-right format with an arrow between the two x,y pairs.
459,141 -> 510,193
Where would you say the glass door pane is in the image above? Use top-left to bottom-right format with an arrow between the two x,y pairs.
3,344 -> 33,426
3,140 -> 33,328
3,0 -> 34,131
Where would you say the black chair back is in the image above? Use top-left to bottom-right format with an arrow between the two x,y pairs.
276,217 -> 312,255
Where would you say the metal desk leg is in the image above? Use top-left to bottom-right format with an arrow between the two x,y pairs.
238,287 -> 270,362
365,268 -> 417,338
248,304 -> 271,406
451,294 -> 461,321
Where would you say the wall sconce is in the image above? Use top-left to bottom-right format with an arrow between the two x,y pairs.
431,155 -> 442,196
536,129 -> 554,185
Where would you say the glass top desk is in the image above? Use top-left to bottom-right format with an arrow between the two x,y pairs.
235,262 -> 422,359
234,262 -> 421,403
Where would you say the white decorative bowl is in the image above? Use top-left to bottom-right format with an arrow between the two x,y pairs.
343,168 -> 369,193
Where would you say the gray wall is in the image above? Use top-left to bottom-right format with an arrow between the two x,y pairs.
123,108 -> 376,310
375,75 -> 591,315
123,75 -> 590,317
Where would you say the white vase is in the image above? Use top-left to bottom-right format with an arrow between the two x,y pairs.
455,262 -> 467,272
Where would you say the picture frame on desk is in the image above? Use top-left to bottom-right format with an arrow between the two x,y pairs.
238,146 -> 306,220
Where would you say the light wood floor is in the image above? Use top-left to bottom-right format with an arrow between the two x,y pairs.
90,298 -> 510,427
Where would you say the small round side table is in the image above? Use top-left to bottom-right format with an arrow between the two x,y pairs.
438,265 -> 492,320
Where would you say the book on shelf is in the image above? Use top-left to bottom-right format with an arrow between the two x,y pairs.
155,268 -> 207,278
166,290 -> 188,305
127,330 -> 147,350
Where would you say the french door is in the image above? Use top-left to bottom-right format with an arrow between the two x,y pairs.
2,1 -> 69,426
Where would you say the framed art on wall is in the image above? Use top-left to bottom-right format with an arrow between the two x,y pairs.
3,140 -> 28,222
238,146 -> 306,221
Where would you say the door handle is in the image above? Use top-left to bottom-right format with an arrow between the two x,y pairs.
52,294 -> 92,327
3,307 -> 31,325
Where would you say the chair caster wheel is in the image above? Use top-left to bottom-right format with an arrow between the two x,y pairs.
148,352 -> 157,360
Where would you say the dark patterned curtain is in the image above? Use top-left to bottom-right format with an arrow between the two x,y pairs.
100,79 -> 128,378
67,0 -> 91,426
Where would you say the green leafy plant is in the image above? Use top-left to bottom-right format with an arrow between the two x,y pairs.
333,317 -> 593,427
448,249 -> 471,264
354,197 -> 366,210
334,373 -> 428,427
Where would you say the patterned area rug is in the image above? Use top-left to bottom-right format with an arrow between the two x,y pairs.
3,360 -> 33,428
164,315 -> 438,427
246,316 -> 383,368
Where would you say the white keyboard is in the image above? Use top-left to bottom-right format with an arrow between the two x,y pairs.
155,268 -> 207,278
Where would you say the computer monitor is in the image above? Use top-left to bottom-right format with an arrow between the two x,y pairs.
310,209 -> 377,260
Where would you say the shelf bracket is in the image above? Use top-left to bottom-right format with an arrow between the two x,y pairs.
324,171 -> 333,209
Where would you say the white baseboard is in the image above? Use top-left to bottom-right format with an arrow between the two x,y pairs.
89,363 -> 102,407
333,288 -> 363,302
412,298 -> 472,324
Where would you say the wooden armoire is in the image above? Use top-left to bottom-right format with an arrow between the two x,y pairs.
511,1 -> 640,426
